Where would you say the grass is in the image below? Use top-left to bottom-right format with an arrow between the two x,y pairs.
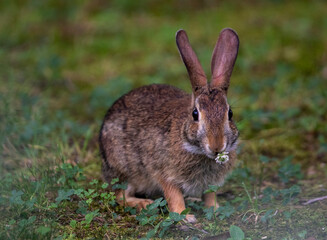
1,0 -> 327,239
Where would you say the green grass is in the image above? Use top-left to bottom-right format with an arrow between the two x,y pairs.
1,0 -> 327,239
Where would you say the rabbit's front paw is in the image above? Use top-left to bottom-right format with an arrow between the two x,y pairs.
184,214 -> 197,223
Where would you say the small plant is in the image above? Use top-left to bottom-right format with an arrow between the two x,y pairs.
136,198 -> 188,239
228,225 -> 251,240
241,182 -> 265,224
56,163 -> 85,188
215,152 -> 230,163
81,209 -> 99,228
55,189 -> 75,204
260,209 -> 277,224
278,156 -> 303,183
279,185 -> 301,205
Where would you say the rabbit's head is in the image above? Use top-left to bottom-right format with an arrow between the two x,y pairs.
176,29 -> 239,160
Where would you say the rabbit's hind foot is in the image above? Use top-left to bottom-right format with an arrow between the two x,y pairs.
115,187 -> 154,211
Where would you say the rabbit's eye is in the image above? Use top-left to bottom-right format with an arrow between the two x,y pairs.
192,108 -> 199,121
228,108 -> 233,120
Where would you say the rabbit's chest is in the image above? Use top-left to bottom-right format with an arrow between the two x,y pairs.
179,160 -> 230,197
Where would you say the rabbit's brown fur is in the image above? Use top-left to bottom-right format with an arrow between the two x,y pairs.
99,29 -> 239,222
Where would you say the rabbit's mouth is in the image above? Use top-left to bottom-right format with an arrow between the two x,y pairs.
204,151 -> 218,159
204,138 -> 238,161
183,141 -> 233,162
204,151 -> 230,164
206,152 -> 226,160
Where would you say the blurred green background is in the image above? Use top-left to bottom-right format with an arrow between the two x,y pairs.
1,0 -> 327,239
1,0 -> 327,144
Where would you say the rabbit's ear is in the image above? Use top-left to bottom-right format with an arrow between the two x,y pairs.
210,28 -> 239,92
176,30 -> 207,95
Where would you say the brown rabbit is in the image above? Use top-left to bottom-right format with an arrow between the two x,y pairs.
99,28 -> 239,222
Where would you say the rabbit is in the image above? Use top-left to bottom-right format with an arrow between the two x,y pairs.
99,28 -> 239,223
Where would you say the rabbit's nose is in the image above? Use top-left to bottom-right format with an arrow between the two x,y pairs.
208,145 -> 224,155
208,140 -> 226,155
207,132 -> 227,153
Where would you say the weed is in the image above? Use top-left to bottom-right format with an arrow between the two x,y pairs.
278,156 -> 303,183
228,225 -> 249,240
135,198 -> 187,239
240,182 -> 264,224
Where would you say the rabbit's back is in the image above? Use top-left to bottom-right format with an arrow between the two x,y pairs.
101,84 -> 189,131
